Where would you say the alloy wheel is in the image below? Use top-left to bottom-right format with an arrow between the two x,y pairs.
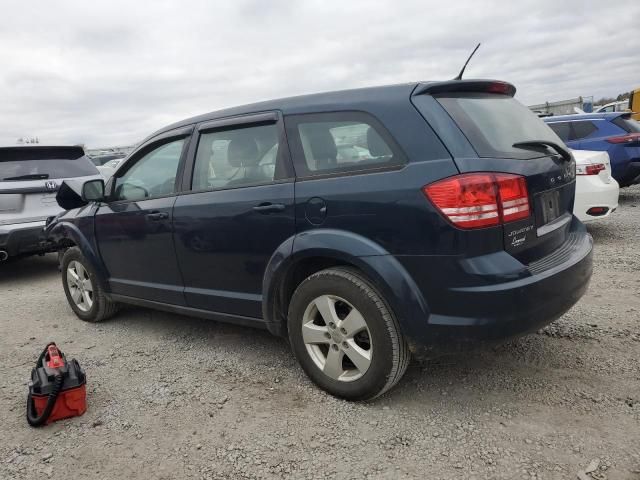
301,294 -> 372,382
66,260 -> 94,312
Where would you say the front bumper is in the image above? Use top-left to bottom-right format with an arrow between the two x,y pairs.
397,219 -> 593,356
0,220 -> 48,258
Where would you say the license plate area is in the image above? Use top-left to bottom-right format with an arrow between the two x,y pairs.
40,193 -> 58,205
536,189 -> 561,226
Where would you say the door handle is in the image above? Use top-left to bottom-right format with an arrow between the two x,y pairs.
252,203 -> 285,214
146,211 -> 169,221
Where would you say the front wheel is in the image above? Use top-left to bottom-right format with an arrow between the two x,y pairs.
287,267 -> 410,401
61,247 -> 119,322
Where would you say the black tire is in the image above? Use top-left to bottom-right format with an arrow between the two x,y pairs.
61,247 -> 119,322
287,267 -> 410,401
57,249 -> 67,272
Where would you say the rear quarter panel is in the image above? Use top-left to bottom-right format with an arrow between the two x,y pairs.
578,122 -> 636,180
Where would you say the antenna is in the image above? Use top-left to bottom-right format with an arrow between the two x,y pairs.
454,43 -> 481,81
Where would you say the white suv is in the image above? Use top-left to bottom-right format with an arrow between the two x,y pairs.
0,145 -> 101,262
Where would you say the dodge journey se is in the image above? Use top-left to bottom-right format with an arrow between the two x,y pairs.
46,79 -> 593,400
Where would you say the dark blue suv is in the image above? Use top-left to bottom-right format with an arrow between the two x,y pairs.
544,112 -> 640,187
46,79 -> 593,400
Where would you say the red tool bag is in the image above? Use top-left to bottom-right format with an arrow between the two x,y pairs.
26,343 -> 87,427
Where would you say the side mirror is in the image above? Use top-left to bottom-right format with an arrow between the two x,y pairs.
81,179 -> 105,202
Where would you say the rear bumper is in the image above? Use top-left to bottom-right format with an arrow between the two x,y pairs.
396,219 -> 593,356
0,221 -> 48,257
574,175 -> 619,222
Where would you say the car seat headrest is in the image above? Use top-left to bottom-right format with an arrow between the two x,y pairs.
228,137 -> 260,168
308,128 -> 337,166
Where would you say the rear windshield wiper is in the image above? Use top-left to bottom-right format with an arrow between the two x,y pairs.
2,173 -> 50,181
512,140 -> 572,162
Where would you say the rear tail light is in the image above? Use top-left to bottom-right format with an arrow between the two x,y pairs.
423,173 -> 530,229
576,163 -> 606,175
496,174 -> 530,223
606,132 -> 640,144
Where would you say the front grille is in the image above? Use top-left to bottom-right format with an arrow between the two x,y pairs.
527,231 -> 583,275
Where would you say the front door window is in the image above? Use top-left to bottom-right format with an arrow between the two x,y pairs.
114,139 -> 185,201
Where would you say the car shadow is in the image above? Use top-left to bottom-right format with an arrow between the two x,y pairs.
0,253 -> 59,285
104,305 -> 282,357
618,186 -> 640,205
381,332 -> 591,406
586,222 -> 618,241
101,304 -> 573,405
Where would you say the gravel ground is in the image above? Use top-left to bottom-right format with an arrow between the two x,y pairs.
1,186 -> 639,480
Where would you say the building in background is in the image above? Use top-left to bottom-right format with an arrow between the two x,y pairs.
529,96 -> 594,116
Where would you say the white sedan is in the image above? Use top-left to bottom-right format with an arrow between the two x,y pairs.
571,149 -> 619,222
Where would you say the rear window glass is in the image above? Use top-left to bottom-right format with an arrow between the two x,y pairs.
0,147 -> 98,181
612,116 -> 640,133
436,93 -> 564,159
286,112 -> 404,177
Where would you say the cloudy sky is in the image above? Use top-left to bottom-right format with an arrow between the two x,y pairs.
1,0 -> 638,147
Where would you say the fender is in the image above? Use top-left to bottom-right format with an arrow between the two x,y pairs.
45,216 -> 110,292
262,229 -> 431,346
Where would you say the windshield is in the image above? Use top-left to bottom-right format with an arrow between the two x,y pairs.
436,93 -> 565,159
0,147 -> 99,180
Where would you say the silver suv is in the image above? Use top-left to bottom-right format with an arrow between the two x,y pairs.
0,145 -> 101,262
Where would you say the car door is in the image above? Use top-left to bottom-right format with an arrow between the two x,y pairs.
94,127 -> 192,305
173,112 -> 295,318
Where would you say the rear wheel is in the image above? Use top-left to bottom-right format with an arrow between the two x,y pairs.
288,267 -> 410,400
61,247 -> 119,322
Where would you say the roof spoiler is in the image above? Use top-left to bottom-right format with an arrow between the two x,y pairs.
0,146 -> 86,161
413,79 -> 516,97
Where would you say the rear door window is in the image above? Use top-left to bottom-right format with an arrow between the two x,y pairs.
285,112 -> 405,177
0,147 -> 98,180
547,122 -> 571,142
571,121 -> 598,140
192,123 -> 285,191
435,93 -> 564,159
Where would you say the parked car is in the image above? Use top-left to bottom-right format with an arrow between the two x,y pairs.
628,87 -> 640,121
0,145 -> 101,262
544,112 -> 640,187
46,79 -> 593,400
96,157 -> 126,179
89,153 -> 126,166
594,100 -> 630,114
571,149 -> 619,222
